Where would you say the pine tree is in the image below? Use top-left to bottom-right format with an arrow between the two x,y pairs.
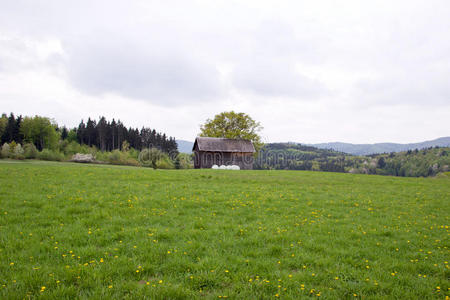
97,117 -> 107,151
86,118 -> 96,146
3,113 -> 17,143
61,127 -> 68,140
77,120 -> 86,145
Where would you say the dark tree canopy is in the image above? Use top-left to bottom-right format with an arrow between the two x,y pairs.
74,116 -> 178,155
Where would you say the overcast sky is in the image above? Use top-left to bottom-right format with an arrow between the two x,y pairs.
1,0 -> 449,143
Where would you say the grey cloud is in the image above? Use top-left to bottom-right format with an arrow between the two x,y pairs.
354,67 -> 450,107
230,20 -> 328,98
0,38 -> 34,73
64,34 -> 224,105
250,20 -> 323,62
232,60 -> 327,98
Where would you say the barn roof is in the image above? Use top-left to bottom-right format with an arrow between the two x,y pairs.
193,137 -> 255,153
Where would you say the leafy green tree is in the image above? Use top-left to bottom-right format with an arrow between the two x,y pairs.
20,116 -> 60,150
199,111 -> 263,153
67,129 -> 78,143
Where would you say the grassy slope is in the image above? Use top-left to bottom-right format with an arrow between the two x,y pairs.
0,160 -> 448,299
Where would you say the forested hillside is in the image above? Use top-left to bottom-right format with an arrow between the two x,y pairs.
353,147 -> 450,177
311,137 -> 450,155
255,143 -> 450,177
254,143 -> 348,172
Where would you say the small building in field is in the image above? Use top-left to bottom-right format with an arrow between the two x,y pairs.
192,137 -> 255,169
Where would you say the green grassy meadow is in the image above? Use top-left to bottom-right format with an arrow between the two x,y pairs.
0,160 -> 449,299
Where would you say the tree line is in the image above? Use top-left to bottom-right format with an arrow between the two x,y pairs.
74,117 -> 178,154
0,113 -> 178,155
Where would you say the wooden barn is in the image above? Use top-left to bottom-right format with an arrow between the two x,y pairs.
192,137 -> 255,169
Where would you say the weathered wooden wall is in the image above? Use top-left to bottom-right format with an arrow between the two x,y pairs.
193,151 -> 254,169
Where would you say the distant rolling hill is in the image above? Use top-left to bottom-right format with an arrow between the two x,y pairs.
178,137 -> 450,155
176,140 -> 194,153
309,137 -> 450,155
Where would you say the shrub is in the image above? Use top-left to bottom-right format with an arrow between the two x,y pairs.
105,150 -> 140,166
60,141 -> 97,158
124,158 -> 140,167
176,153 -> 193,169
121,141 -> 130,152
24,143 -> 38,159
94,151 -> 109,163
38,149 -> 65,161
156,156 -> 175,169
12,144 -> 25,160
108,150 -> 122,164
1,143 -> 10,158
139,148 -> 163,169
62,141 -> 83,156
80,144 -> 96,155
128,148 -> 140,160
9,141 -> 17,154
139,148 -> 174,169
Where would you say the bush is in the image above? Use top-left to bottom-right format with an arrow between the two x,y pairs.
128,148 -> 140,160
108,150 -> 122,164
139,148 -> 174,169
9,141 -> 17,154
94,151 -> 109,163
156,156 -> 175,169
24,143 -> 38,159
1,143 -> 10,158
38,149 -> 65,161
139,148 -> 162,169
0,142 -> 25,159
12,143 -> 25,160
176,153 -> 193,169
124,158 -> 140,167
80,144 -> 97,155
62,141 -> 83,156
105,150 -> 140,166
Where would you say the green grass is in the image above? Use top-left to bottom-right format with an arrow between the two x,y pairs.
0,160 -> 449,299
